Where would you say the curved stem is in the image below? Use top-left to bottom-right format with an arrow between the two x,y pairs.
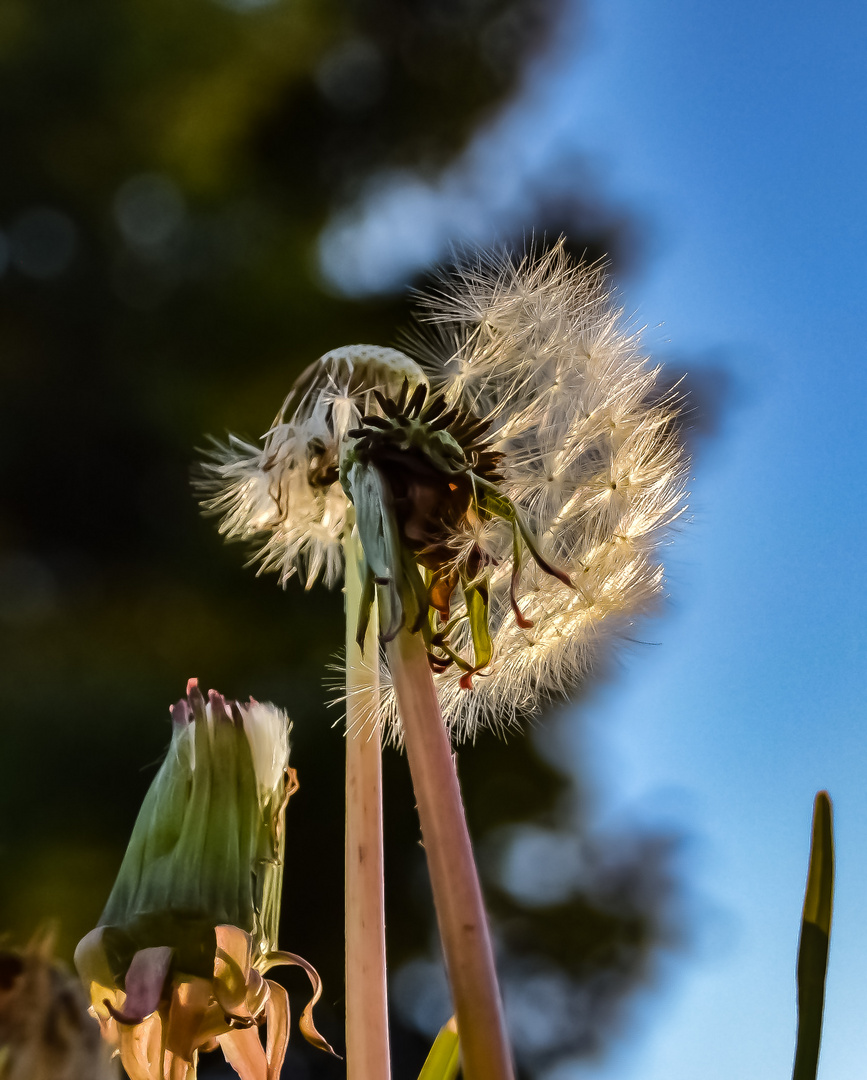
385,627 -> 515,1080
344,529 -> 390,1080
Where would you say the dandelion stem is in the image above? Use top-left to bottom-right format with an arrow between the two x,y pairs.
344,528 -> 391,1080
386,626 -> 515,1080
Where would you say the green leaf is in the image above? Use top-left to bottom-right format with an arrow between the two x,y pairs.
417,1017 -> 460,1080
792,791 -> 834,1080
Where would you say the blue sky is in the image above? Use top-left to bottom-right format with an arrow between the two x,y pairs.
540,3 -> 867,1078
320,1 -> 867,1076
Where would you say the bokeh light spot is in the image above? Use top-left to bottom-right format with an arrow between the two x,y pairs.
9,208 -> 78,280
391,957 -> 451,1038
495,826 -> 583,907
315,37 -> 385,113
114,173 -> 185,251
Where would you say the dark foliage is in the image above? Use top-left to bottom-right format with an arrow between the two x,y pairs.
0,2 -> 683,1075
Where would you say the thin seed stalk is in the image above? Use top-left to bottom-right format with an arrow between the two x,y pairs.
385,626 -> 515,1080
344,528 -> 390,1080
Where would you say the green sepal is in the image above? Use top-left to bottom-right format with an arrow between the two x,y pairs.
343,459 -> 405,641
354,560 -> 377,650
464,575 -> 493,672
421,576 -> 492,681
428,636 -> 475,675
101,721 -> 252,931
474,475 -> 571,587
398,545 -> 430,636
253,767 -> 291,957
792,791 -> 834,1080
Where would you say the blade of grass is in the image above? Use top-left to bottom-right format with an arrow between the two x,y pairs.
792,790 -> 834,1080
417,1017 -> 461,1080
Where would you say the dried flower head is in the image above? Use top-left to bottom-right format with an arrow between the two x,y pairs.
0,930 -> 114,1080
202,242 -> 688,743
75,680 -> 335,1080
199,344 -> 428,590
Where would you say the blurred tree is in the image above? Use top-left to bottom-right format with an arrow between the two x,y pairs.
0,1 -> 683,1076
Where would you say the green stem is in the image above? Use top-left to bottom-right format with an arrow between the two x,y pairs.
385,626 -> 515,1080
344,529 -> 390,1080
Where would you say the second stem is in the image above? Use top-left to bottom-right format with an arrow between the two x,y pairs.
386,626 -> 515,1080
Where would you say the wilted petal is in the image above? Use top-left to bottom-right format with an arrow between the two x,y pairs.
213,926 -> 271,1024
190,999 -> 235,1047
217,1025 -> 268,1080
165,977 -> 213,1063
187,678 -> 207,719
106,946 -> 173,1024
73,927 -> 119,1024
169,1050 -> 199,1080
243,968 -> 269,1019
118,1010 -> 163,1080
263,980 -> 290,1080
208,688 -> 232,724
263,950 -> 338,1057
170,698 -> 192,726
214,926 -> 253,1014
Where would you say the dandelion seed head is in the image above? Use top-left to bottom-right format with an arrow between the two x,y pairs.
377,240 -> 689,743
202,242 -> 688,743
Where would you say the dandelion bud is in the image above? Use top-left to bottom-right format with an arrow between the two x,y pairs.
74,680 -> 335,1080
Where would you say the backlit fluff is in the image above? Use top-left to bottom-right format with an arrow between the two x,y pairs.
381,243 -> 688,741
203,243 -> 688,742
